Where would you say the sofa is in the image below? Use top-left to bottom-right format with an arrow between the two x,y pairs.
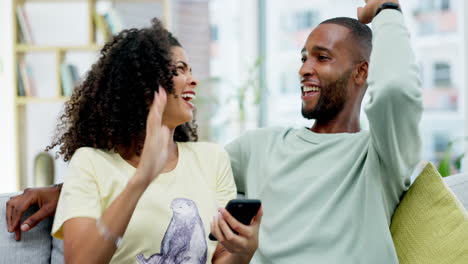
1,172 -> 467,264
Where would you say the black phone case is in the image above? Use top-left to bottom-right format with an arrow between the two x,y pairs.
209,199 -> 261,241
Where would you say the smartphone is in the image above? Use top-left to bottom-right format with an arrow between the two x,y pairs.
209,199 -> 261,241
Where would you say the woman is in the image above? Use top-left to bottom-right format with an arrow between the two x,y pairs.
49,18 -> 261,264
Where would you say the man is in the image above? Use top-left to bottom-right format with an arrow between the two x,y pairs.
6,0 -> 421,263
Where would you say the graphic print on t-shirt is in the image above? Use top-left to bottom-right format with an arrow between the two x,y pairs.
136,198 -> 208,264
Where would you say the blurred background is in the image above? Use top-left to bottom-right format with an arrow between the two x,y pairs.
0,0 -> 466,192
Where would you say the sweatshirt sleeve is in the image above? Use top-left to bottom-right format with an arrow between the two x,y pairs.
224,133 -> 253,195
364,10 -> 423,179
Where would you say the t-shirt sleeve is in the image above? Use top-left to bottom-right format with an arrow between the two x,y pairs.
51,148 -> 102,239
215,147 -> 237,208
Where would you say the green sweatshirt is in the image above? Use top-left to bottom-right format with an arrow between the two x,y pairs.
225,10 -> 422,264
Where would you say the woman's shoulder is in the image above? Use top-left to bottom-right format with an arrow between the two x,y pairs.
69,147 -> 114,164
72,147 -> 109,157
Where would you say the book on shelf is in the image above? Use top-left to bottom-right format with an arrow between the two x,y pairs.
69,65 -> 80,86
16,19 -> 25,44
60,64 -> 80,97
18,61 -> 36,97
17,64 -> 25,96
93,10 -> 112,42
104,7 -> 124,35
16,5 -> 34,44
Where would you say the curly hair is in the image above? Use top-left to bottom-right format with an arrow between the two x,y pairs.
46,18 -> 198,162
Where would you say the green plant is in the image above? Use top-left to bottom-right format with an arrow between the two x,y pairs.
438,136 -> 467,177
232,56 -> 263,123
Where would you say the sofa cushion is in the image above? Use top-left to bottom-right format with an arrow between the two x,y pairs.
390,163 -> 468,264
0,193 -> 54,264
444,173 -> 468,210
51,238 -> 64,264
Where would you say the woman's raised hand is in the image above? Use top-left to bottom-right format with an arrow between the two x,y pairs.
132,88 -> 171,187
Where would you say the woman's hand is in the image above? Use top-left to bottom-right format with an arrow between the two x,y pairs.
130,88 -> 171,188
211,207 -> 263,263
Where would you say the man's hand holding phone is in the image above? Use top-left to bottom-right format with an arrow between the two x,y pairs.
210,199 -> 263,259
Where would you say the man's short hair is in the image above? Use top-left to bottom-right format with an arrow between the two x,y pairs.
320,17 -> 372,62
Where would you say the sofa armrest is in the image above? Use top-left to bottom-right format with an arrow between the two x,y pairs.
0,192 -> 55,263
443,174 -> 468,210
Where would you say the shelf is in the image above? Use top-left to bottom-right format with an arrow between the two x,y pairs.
16,96 -> 70,105
17,0 -> 88,2
16,44 -> 101,52
19,0 -> 162,2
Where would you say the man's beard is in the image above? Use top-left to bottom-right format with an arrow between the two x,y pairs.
301,70 -> 352,121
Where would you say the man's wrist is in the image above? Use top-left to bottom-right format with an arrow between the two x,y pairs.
230,252 -> 254,264
375,2 -> 402,17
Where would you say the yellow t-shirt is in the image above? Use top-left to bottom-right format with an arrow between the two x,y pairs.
51,142 -> 237,264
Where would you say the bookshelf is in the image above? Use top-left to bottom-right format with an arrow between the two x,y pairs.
11,0 -> 171,190
16,45 -> 101,52
16,97 -> 70,105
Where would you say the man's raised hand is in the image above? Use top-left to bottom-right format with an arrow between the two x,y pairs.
357,0 -> 400,24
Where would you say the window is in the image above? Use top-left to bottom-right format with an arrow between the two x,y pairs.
210,25 -> 218,42
418,20 -> 437,35
295,11 -> 316,31
433,132 -> 450,157
419,0 -> 436,12
418,0 -> 451,12
441,0 -> 451,11
434,62 -> 452,87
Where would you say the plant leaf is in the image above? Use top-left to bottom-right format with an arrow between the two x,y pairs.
454,153 -> 465,171
438,143 -> 452,177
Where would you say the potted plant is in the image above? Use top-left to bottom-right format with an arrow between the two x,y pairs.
438,136 -> 468,177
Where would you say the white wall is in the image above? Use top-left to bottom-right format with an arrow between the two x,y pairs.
0,0 -> 18,193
